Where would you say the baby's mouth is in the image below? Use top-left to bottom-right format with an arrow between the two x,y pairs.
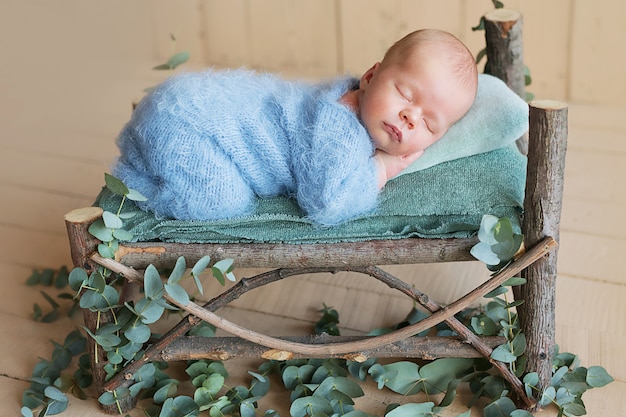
383,122 -> 402,142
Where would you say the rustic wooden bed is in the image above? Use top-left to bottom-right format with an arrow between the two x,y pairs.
64,9 -> 567,414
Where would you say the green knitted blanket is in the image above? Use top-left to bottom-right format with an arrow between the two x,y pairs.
96,144 -> 526,244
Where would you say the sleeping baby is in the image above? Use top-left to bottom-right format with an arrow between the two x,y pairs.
113,29 -> 478,226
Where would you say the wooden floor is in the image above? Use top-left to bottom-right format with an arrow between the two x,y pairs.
2,26 -> 626,417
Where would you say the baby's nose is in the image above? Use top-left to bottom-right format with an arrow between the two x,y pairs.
400,108 -> 419,129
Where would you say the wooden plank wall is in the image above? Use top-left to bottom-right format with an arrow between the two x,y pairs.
143,0 -> 625,106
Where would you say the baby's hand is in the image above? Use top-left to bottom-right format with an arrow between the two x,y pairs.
374,150 -> 423,188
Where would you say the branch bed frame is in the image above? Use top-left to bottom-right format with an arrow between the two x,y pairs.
64,9 -> 567,414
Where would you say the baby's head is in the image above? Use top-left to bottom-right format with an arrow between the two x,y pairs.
357,29 -> 478,157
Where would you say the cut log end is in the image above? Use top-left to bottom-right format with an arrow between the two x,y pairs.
484,8 -> 523,23
529,100 -> 568,111
64,206 -> 103,224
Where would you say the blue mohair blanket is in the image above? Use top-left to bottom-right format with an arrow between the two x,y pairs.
97,143 -> 526,244
113,69 -> 378,226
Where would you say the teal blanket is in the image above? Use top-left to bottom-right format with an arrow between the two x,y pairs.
96,144 -> 526,244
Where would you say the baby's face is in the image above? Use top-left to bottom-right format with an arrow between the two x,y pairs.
358,50 -> 475,156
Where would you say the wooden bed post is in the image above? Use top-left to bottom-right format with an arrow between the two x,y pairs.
484,9 -> 528,155
65,207 -> 137,414
483,9 -> 525,100
521,101 -> 568,405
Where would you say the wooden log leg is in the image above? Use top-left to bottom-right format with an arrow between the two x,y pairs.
65,208 -> 137,414
520,101 -> 568,408
95,238 -> 554,400
484,9 -> 525,100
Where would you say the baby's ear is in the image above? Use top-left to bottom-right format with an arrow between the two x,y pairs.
360,62 -> 381,88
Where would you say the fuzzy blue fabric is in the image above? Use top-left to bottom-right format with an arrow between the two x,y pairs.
113,69 -> 379,226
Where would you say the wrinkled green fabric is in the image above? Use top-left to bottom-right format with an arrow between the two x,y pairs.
96,144 -> 526,244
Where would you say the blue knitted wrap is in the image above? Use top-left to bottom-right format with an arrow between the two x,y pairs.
113,69 -> 379,226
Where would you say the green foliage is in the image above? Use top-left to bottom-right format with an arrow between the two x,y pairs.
145,33 -> 190,93
22,176 -> 612,417
27,266 -> 81,322
21,330 -> 89,416
471,215 -> 523,272
314,304 -> 340,336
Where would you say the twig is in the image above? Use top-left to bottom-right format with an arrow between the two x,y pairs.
93,235 -> 555,404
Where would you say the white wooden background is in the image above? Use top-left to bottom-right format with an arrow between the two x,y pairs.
8,0 -> 622,105
1,2 -> 625,415
140,0 -> 624,106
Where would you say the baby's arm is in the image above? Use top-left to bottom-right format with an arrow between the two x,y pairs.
374,150 -> 423,188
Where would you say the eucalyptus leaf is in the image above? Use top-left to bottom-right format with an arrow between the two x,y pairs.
193,274 -> 204,296
88,219 -> 114,242
107,351 -> 123,365
491,239 -> 517,258
46,398 -> 69,415
40,290 -> 60,309
477,214 -> 500,245
126,188 -> 148,202
55,266 -> 69,289
88,271 -> 106,294
290,396 -> 333,417
112,228 -> 133,241
484,396 -> 516,417
144,265 -> 164,300
167,51 -> 190,69
511,333 -> 527,356
563,402 -> 587,416
315,376 -> 364,399
250,373 -> 270,397
104,173 -> 129,196
493,217 -> 514,242
118,211 -> 139,219
44,385 -> 67,402
64,329 -> 87,355
160,396 -> 198,417
97,243 -> 115,259
39,268 -> 54,286
484,286 -> 508,298
419,358 -> 473,395
385,402 -> 435,417
539,386 -> 556,407
382,362 -> 421,395
124,320 -> 152,344
212,258 -> 234,275
240,398 -> 258,417
586,366 -> 614,388
153,381 -> 179,404
471,315 -> 498,336
192,255 -> 212,277
555,387 -> 577,407
491,344 -> 517,363
436,379 -> 460,408
165,283 -> 190,306
168,256 -> 187,284
203,373 -> 225,395
68,268 -> 89,291
102,210 -> 123,229
328,389 -> 354,406
25,270 -> 41,286
134,297 -> 166,324
470,241 -> 500,265
523,372 -> 539,392
188,321 -> 216,338
94,332 -> 122,349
